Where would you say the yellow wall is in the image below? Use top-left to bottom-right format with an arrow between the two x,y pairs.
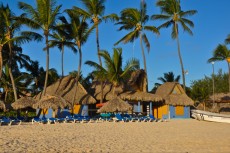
175,106 -> 184,115
70,104 -> 81,114
41,109 -> 48,115
154,105 -> 168,119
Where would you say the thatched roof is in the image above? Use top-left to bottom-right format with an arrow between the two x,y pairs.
33,95 -> 69,110
120,91 -> 163,102
97,97 -> 132,113
209,93 -> 230,103
90,81 -> 124,101
128,69 -> 147,92
156,82 -> 194,106
11,97 -> 37,110
34,75 -> 96,104
0,101 -> 5,111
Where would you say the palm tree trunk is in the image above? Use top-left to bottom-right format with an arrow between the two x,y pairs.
228,62 -> 230,92
0,45 -> 3,78
72,46 -> 82,115
96,24 -> 104,103
175,23 -> 186,92
43,34 -> 49,96
61,44 -> 64,78
140,33 -> 148,92
8,43 -> 18,101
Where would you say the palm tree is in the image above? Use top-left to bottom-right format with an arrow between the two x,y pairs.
63,10 -> 94,106
152,0 -> 197,91
85,48 -> 139,95
48,20 -> 77,78
208,44 -> 230,92
115,1 -> 159,92
225,34 -> 230,44
151,71 -> 180,93
0,4 -> 36,101
18,0 -> 62,96
72,0 -> 119,66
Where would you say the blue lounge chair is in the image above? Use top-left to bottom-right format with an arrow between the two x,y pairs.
1,117 -> 12,126
9,117 -> 22,125
48,118 -> 57,124
32,117 -> 41,124
114,114 -> 129,122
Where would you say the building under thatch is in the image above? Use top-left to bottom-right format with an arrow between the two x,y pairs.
0,101 -> 5,111
34,75 -> 96,105
90,81 -> 124,101
34,75 -> 97,117
97,97 -> 132,113
120,91 -> 162,102
11,97 -> 37,110
155,82 -> 194,119
208,93 -> 230,114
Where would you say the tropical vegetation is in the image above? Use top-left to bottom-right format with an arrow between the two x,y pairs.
1,0 -> 230,115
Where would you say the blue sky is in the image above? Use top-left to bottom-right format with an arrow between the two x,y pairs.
2,0 -> 230,90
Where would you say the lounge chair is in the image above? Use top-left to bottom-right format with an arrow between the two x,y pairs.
1,117 -> 12,126
114,114 -> 129,122
48,118 -> 57,124
32,117 -> 42,124
9,117 -> 22,125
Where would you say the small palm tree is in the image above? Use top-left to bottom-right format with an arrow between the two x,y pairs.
208,44 -> 230,92
85,48 -> 139,95
115,1 -> 159,92
18,0 -> 62,96
151,71 -> 180,93
152,0 -> 197,91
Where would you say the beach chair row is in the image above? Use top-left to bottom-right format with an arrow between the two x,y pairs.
31,115 -> 93,124
0,116 -> 22,126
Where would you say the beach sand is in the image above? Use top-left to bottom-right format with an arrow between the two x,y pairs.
0,119 -> 230,153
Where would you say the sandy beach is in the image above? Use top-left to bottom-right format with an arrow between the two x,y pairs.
0,119 -> 230,153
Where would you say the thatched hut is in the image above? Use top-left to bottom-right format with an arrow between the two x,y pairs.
155,82 -> 194,119
90,81 -> 124,101
208,93 -> 230,114
33,95 -> 70,117
11,97 -> 37,110
0,101 -> 5,112
34,75 -> 96,116
97,97 -> 132,113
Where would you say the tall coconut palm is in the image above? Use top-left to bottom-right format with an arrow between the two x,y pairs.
85,48 -> 139,95
73,0 -> 119,103
208,44 -> 230,92
115,1 -> 159,92
48,20 -> 77,78
152,0 -> 197,91
225,34 -> 230,44
72,0 -> 119,66
18,0 -> 62,96
0,4 -> 37,101
62,10 -> 94,108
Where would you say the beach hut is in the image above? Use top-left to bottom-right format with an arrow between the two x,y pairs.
155,82 -> 194,119
33,95 -> 69,118
209,93 -> 230,114
0,101 -> 5,112
97,97 -> 133,113
120,91 -> 163,115
120,69 -> 163,115
34,75 -> 96,117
